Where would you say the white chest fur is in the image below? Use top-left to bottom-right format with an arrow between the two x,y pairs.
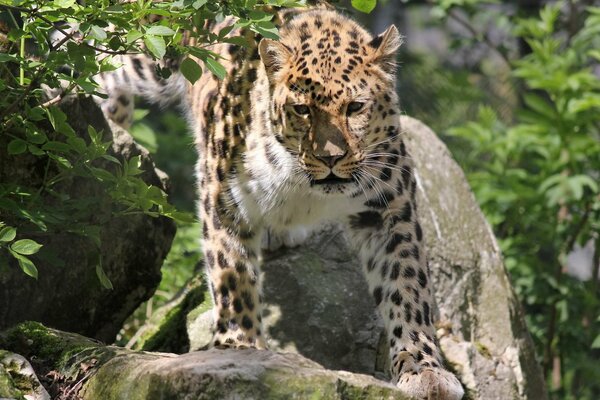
228,142 -> 360,232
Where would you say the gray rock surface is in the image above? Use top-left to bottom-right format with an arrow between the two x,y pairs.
0,95 -> 176,343
0,351 -> 50,400
184,116 -> 547,399
84,349 -> 409,400
402,117 -> 546,400
0,322 -> 409,400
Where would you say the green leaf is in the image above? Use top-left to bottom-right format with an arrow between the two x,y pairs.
567,93 -> 600,114
28,145 -> 45,156
146,26 -> 176,36
126,30 -> 144,45
10,251 -> 38,279
54,0 -> 77,8
126,155 -> 143,176
205,57 -> 226,80
26,130 -> 48,145
108,36 -> 122,51
88,166 -> 117,182
96,263 -> 113,290
166,211 -> 196,224
8,139 -> 27,155
218,25 -> 236,38
0,53 -> 17,62
43,141 -> 72,153
144,35 -> 166,59
593,335 -> 600,349
180,58 -> 202,84
0,226 -> 16,242
10,239 -> 43,255
130,122 -> 158,153
101,155 -> 121,164
223,36 -> 250,47
351,0 -> 377,13
89,25 -> 107,41
253,21 -> 279,40
67,137 -> 87,154
523,93 -> 555,120
192,0 -> 208,9
48,153 -> 73,169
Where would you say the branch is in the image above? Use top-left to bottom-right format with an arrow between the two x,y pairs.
447,9 -> 512,68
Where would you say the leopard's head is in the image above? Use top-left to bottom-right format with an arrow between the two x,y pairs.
258,10 -> 402,196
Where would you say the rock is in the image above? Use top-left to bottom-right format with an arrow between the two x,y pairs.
0,322 -> 409,400
0,351 -> 50,400
402,117 -> 547,400
177,116 -> 547,399
0,95 -> 176,343
133,277 -> 209,354
188,225 -> 390,379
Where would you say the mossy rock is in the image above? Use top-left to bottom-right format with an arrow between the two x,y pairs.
0,349 -> 50,400
1,322 -> 408,400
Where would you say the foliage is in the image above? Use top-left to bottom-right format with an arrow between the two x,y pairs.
433,2 -> 600,398
130,107 -> 197,210
0,222 -> 42,279
0,0 -> 304,283
116,106 -> 203,346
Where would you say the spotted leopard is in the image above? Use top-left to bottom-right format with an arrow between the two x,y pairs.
95,7 -> 464,400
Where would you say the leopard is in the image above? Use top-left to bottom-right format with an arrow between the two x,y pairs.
91,6 -> 465,400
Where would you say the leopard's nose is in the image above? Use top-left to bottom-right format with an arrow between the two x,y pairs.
315,152 -> 347,168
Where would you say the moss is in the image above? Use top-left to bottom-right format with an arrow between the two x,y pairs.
258,371 -> 335,399
475,341 -> 492,360
299,252 -> 324,273
139,277 -> 207,353
0,322 -> 100,372
261,370 -> 406,400
0,363 -> 25,400
187,295 -> 212,322
82,356 -> 150,400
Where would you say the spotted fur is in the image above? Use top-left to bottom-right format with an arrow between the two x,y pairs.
98,8 -> 464,400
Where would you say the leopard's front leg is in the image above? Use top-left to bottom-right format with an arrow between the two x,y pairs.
346,162 -> 463,399
200,190 -> 266,350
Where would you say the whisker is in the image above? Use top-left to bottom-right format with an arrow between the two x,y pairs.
356,169 -> 392,211
361,165 -> 398,194
352,172 -> 369,202
365,133 -> 404,149
362,161 -> 412,174
364,152 -> 413,161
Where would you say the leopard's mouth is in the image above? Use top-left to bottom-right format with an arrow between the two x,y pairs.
311,173 -> 354,186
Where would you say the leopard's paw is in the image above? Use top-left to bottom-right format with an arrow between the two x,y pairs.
396,368 -> 464,400
211,333 -> 267,350
261,227 -> 310,252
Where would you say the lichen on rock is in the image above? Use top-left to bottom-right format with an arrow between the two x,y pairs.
1,322 -> 410,400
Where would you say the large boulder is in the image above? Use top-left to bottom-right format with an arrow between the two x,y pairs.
402,117 -> 546,399
0,95 -> 176,343
172,116 -> 547,399
0,322 -> 409,400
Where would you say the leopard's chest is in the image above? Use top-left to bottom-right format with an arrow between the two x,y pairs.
229,172 -> 357,231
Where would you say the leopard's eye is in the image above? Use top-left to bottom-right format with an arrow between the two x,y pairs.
346,101 -> 365,115
293,104 -> 311,116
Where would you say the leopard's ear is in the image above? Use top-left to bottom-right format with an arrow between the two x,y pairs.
258,38 -> 293,80
368,25 -> 403,74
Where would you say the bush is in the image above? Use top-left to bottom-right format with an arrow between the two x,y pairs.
440,3 -> 600,399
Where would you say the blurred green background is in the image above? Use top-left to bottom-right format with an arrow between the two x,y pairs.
119,1 -> 599,399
